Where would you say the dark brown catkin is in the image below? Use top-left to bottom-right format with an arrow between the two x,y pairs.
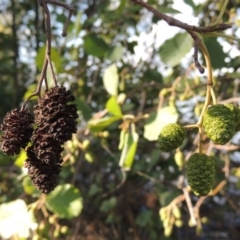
0,109 -> 34,156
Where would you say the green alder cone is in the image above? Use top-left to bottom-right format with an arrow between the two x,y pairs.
236,108 -> 240,131
225,103 -> 240,132
186,153 -> 215,196
203,104 -> 235,144
157,123 -> 186,152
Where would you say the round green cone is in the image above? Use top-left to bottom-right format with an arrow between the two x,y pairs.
203,104 -> 235,144
225,103 -> 240,132
157,123 -> 186,152
186,153 -> 215,196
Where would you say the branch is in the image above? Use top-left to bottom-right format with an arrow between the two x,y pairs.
209,0 -> 229,26
22,0 -> 75,109
62,10 -> 73,37
41,0 -> 76,37
10,0 -> 19,106
44,0 -> 75,12
183,187 -> 196,226
188,31 -> 205,74
21,58 -> 48,110
131,0 -> 231,33
131,0 -> 231,74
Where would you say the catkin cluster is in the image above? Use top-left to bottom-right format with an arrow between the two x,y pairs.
0,109 -> 34,155
0,86 -> 78,193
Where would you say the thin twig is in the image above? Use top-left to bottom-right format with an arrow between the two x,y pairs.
136,171 -> 158,183
62,10 -> 73,37
209,0 -> 229,26
208,180 -> 227,196
44,0 -> 75,37
168,193 -> 185,206
131,0 -> 231,33
47,55 -> 58,86
46,0 -> 75,12
220,97 -> 240,104
21,0 -> 74,109
183,187 -> 197,226
224,193 -> 240,213
70,216 -> 82,240
188,31 -> 205,74
213,144 -> 240,151
41,0 -> 58,86
44,71 -> 48,90
101,169 -> 127,198
202,32 -> 240,43
193,180 -> 227,226
222,154 -> 230,179
194,196 -> 206,214
21,58 -> 48,110
41,0 -> 51,56
199,36 -> 213,85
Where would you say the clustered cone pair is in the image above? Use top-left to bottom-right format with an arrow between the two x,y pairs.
156,103 -> 240,152
156,104 -> 240,196
0,86 -> 78,194
185,103 -> 240,196
156,123 -> 215,196
156,122 -> 216,196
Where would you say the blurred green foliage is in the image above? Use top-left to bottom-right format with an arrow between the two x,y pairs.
0,0 -> 240,239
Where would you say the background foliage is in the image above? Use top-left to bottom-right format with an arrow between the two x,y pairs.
0,0 -> 240,239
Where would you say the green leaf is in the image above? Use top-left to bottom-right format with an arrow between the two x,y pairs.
88,116 -> 121,132
106,45 -> 123,61
118,129 -> 126,150
100,197 -> 117,212
14,149 -> 27,168
225,72 -> 240,78
144,68 -> 162,82
119,131 -> 139,170
88,183 -> 100,196
128,40 -> 138,54
144,106 -> 179,141
36,46 -> 63,73
106,96 -> 122,117
159,32 -> 192,67
158,7 -> 181,14
106,213 -> 116,223
228,56 -> 240,68
23,84 -> 37,101
72,11 -> 82,35
45,184 -> 83,219
75,98 -> 92,120
183,0 -> 195,8
136,210 -> 153,227
204,37 -> 227,69
83,34 -> 109,58
0,152 -> 13,166
103,64 -> 119,96
148,149 -> 161,169
159,190 -> 180,207
0,199 -> 37,239
22,176 -> 39,195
